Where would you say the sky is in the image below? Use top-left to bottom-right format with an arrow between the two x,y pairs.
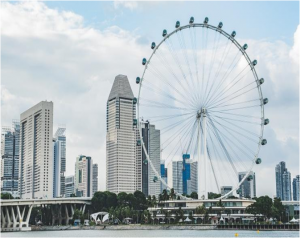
1,1 -> 299,197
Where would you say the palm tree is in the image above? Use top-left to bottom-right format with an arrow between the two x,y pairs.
170,188 -> 175,200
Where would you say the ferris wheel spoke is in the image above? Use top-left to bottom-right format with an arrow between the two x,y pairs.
207,116 -> 257,156
206,62 -> 250,107
165,37 -> 198,106
208,115 -> 259,143
209,104 -> 261,113
140,98 -> 196,111
209,115 -> 261,125
146,112 -> 195,123
208,98 -> 260,111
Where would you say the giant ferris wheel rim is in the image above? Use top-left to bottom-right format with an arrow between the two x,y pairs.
137,20 -> 265,200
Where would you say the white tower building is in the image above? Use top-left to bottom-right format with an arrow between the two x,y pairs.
19,101 -> 54,199
106,75 -> 137,194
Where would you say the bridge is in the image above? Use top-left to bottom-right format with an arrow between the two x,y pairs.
1,197 -> 91,231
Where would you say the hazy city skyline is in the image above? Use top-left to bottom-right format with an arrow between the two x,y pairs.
1,1 -> 299,198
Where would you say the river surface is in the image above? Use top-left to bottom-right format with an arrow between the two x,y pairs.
1,230 -> 299,237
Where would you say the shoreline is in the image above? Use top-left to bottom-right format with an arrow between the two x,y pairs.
2,224 -> 299,232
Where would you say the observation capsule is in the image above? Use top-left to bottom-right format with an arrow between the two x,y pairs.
261,139 -> 267,146
259,78 -> 264,85
137,139 -> 141,146
264,118 -> 269,125
231,31 -> 236,37
153,176 -> 158,182
218,22 -> 223,28
204,17 -> 209,24
162,29 -> 167,37
256,158 -> 262,164
133,119 -> 137,126
133,97 -> 137,104
136,77 -> 140,84
236,189 -> 241,194
151,42 -> 156,49
175,21 -> 180,28
142,58 -> 147,65
243,44 -> 248,50
143,159 -> 148,165
189,17 -> 194,24
247,175 -> 253,181
252,60 -> 258,66
263,98 -> 268,105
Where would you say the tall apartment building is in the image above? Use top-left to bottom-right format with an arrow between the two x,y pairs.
238,171 -> 256,198
106,75 -> 137,194
160,162 -> 168,193
65,175 -> 75,198
92,164 -> 98,195
168,161 -> 183,194
75,155 -> 93,197
188,160 -> 198,195
276,161 -> 292,201
293,175 -> 300,201
19,101 -> 53,199
1,121 -> 20,197
54,127 -> 66,197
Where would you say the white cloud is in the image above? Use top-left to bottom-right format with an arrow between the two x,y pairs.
1,1 -> 298,197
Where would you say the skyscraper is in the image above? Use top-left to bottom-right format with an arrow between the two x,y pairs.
1,121 -> 20,197
188,160 -> 198,195
92,164 -> 98,195
293,175 -> 300,201
182,154 -> 191,195
54,127 -> 66,197
75,155 -> 93,197
19,101 -> 53,199
65,175 -> 75,198
160,161 -> 168,193
276,161 -> 292,201
168,161 -> 183,194
106,75 -> 137,194
238,171 -> 256,198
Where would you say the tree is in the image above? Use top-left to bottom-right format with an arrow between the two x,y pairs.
190,192 -> 198,199
117,192 -> 128,207
208,192 -> 221,199
134,190 -> 147,210
1,193 -> 13,199
152,195 -> 157,207
170,188 -> 175,200
272,197 -> 286,222
245,196 -> 273,221
161,189 -> 169,201
195,204 -> 206,214
70,193 -> 76,197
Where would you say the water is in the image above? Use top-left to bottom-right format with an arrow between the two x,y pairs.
1,230 -> 299,237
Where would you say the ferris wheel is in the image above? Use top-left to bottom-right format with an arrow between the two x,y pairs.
136,17 -> 269,199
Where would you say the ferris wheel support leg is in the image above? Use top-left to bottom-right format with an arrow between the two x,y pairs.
197,117 -> 201,199
203,110 -> 207,199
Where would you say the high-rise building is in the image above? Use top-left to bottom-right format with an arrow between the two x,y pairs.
75,155 -> 93,197
148,124 -> 161,197
19,101 -> 53,199
53,139 -> 61,198
293,175 -> 300,201
168,161 -> 183,194
221,186 -> 233,196
188,160 -> 198,195
139,121 -> 149,195
1,121 -> 20,197
160,162 -> 168,193
276,161 -> 292,201
238,171 -> 256,198
65,175 -> 75,198
54,127 -> 66,197
106,75 -> 137,194
182,154 -> 191,195
283,169 -> 291,201
92,164 -> 98,195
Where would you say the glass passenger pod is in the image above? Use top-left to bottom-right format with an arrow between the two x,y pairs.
259,78 -> 264,85
252,60 -> 257,66
263,98 -> 268,105
137,139 -> 141,146
189,17 -> 194,24
243,44 -> 248,50
133,97 -> 137,104
136,77 -> 140,84
142,58 -> 147,65
231,31 -> 236,37
162,29 -> 167,37
153,176 -> 158,182
218,22 -> 223,28
133,119 -> 137,126
264,118 -> 269,125
175,21 -> 180,28
204,17 -> 209,24
151,42 -> 156,49
143,159 -> 148,165
236,189 -> 241,194
247,175 -> 253,181
261,139 -> 267,145
255,158 -> 262,164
